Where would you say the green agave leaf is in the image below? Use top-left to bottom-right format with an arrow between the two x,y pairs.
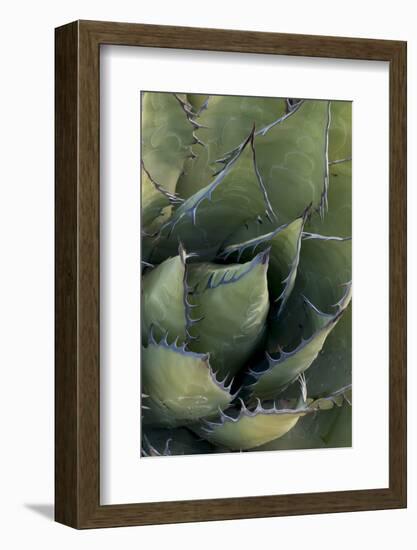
141,167 -> 169,229
142,248 -> 187,343
142,426 -> 215,456
249,307 -> 346,401
267,296 -> 328,357
301,304 -> 352,399
142,244 -> 202,343
254,411 -> 329,451
144,238 -> 183,266
255,400 -> 352,451
141,163 -> 183,235
220,213 -> 307,315
219,213 -> 280,249
142,337 -> 234,427
267,303 -> 352,404
142,394 -> 182,428
328,101 -> 352,163
310,384 -> 352,410
197,400 -> 308,451
266,234 -> 351,354
253,99 -> 330,223
142,196 -> 174,236
187,249 -> 270,380
249,380 -> 351,451
323,401 -> 352,446
255,288 -> 351,411
177,94 -> 286,199
142,92 -> 194,194
247,278 -> 351,400
296,235 -> 351,313
157,129 -> 276,260
240,229 -> 352,401
306,159 -> 352,238
186,93 -> 209,114
305,101 -> 351,235
141,209 -> 173,265
142,221 -> 183,266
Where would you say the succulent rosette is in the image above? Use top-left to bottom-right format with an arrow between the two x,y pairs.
141,92 -> 352,456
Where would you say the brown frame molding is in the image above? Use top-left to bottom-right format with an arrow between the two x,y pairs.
55,20 -> 407,529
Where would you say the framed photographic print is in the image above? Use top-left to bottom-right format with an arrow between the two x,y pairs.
55,20 -> 407,528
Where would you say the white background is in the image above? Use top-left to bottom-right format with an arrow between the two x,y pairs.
101,47 -> 389,503
0,0 -> 415,548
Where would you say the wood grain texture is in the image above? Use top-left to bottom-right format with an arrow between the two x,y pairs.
55,21 -> 79,527
55,20 -> 407,529
388,41 -> 407,505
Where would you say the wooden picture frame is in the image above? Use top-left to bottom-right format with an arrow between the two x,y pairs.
55,20 -> 407,529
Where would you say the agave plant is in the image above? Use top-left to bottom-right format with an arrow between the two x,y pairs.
141,92 -> 352,456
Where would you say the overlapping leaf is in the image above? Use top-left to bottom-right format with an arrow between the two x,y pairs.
328,100 -> 352,163
142,336 -> 234,427
155,129 -> 276,260
177,94 -> 286,198
197,401 -> 307,451
248,233 -> 352,401
186,249 -> 270,380
220,213 -> 307,315
253,100 -> 331,222
196,382 -> 350,451
306,159 -> 352,238
186,93 -> 209,114
296,235 -> 351,312
141,249 -> 187,343
248,298 -> 348,401
256,399 -> 352,451
142,92 -> 194,193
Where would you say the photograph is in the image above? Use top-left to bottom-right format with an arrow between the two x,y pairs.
0,0 -> 409,542
140,92 -> 352,457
